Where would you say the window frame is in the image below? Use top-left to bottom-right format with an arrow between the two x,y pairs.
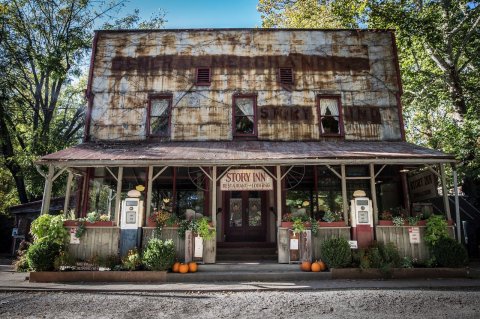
195,67 -> 211,86
146,94 -> 173,138
232,94 -> 258,138
316,95 -> 344,137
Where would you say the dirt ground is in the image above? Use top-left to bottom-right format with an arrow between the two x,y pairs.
1,289 -> 479,319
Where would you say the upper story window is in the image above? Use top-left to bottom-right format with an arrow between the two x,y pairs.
148,95 -> 172,137
317,96 -> 344,137
196,67 -> 211,86
233,94 -> 257,138
279,68 -> 294,84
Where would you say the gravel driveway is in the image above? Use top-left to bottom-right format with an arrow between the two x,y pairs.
1,289 -> 479,319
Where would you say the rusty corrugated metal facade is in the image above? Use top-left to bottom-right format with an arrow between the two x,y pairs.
88,29 -> 402,142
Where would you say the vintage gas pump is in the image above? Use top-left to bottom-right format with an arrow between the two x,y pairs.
350,190 -> 374,249
120,197 -> 143,257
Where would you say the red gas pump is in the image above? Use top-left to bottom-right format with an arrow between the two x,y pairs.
350,191 -> 374,249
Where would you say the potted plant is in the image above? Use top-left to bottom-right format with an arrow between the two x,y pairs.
63,211 -> 115,227
281,213 -> 294,228
378,210 -> 394,226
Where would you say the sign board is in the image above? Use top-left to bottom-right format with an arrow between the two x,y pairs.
220,169 -> 273,191
194,236 -> 203,258
69,228 -> 80,244
348,240 -> 358,249
11,228 -> 18,237
408,171 -> 438,201
290,238 -> 299,250
409,227 -> 420,244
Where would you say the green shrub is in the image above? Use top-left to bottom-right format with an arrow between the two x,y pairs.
30,214 -> 68,245
26,241 -> 62,271
353,242 -> 401,270
430,237 -> 468,268
320,237 -> 351,268
142,238 -> 175,271
13,255 -> 30,272
424,215 -> 449,247
122,249 -> 142,271
53,251 -> 77,270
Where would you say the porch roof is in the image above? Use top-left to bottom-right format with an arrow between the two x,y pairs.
37,140 -> 455,167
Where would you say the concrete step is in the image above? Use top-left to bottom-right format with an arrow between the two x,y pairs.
198,263 -> 300,272
216,255 -> 278,262
166,268 -> 331,282
217,248 -> 277,255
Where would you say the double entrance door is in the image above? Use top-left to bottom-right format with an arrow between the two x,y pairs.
225,191 -> 266,242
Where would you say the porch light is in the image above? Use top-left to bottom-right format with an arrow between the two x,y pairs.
399,169 -> 410,173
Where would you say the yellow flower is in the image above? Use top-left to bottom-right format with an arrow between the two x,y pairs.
302,201 -> 310,207
163,198 -> 170,203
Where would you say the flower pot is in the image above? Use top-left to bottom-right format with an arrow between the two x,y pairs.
378,220 -> 394,226
281,221 -> 294,228
63,220 -> 115,227
146,219 -> 157,227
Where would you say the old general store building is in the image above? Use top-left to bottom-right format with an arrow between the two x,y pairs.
37,29 -> 460,263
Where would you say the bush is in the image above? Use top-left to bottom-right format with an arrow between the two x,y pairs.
26,241 -> 62,271
142,238 -> 175,271
424,215 -> 449,247
30,214 -> 68,246
352,242 -> 401,270
122,249 -> 142,271
430,237 -> 468,268
320,237 -> 351,268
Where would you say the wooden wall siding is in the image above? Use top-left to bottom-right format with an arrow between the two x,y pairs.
278,228 -> 290,263
375,226 -> 455,261
312,227 -> 351,260
142,227 -> 185,260
68,227 -> 119,261
90,30 -> 401,141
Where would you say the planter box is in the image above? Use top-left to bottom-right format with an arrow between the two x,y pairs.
64,220 -> 116,227
281,222 -> 294,228
29,271 -> 167,283
318,221 -> 346,227
331,267 -> 469,279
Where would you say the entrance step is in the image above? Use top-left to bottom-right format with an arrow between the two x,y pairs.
166,263 -> 331,282
216,246 -> 277,262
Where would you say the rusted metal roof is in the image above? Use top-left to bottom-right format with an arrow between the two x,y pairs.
38,141 -> 455,167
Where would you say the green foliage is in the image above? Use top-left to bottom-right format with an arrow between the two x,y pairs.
26,241 -> 62,271
196,217 -> 215,240
407,216 -> 420,226
431,237 -> 468,268
53,251 -> 77,271
142,238 -> 175,271
178,219 -> 199,238
392,216 -> 405,226
122,248 -> 142,271
292,218 -> 306,234
353,242 -> 401,270
320,237 -> 351,268
424,215 -> 449,247
30,214 -> 68,245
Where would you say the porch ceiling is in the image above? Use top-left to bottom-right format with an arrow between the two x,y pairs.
37,141 -> 456,167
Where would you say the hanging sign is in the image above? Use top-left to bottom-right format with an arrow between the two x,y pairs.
194,236 -> 203,258
220,169 -> 273,191
408,171 -> 438,201
290,238 -> 299,250
409,227 -> 420,244
69,228 -> 80,244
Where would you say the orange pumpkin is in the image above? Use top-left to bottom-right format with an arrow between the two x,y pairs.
179,263 -> 189,274
188,262 -> 198,273
311,261 -> 321,272
318,260 -> 327,271
172,262 -> 180,273
300,261 -> 312,272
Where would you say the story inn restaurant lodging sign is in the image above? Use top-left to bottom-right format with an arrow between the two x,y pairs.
220,169 -> 273,191
34,29 -> 462,264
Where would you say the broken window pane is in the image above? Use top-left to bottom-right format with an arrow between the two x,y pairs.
150,98 -> 170,136
319,98 -> 342,135
234,96 -> 256,135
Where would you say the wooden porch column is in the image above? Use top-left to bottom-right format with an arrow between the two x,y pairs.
211,166 -> 217,227
40,165 -> 54,215
452,164 -> 461,242
114,167 -> 123,226
63,171 -> 74,217
276,165 -> 282,227
146,166 -> 154,226
341,164 -> 348,225
400,170 -> 410,214
369,163 -> 378,225
439,164 -> 452,220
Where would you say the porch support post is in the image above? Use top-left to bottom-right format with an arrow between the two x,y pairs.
114,167 -> 123,226
341,164 -> 348,225
276,165 -> 282,227
452,164 -> 461,242
63,171 -> 74,217
211,166 -> 217,227
440,164 -> 452,220
400,170 -> 410,214
146,166 -> 154,226
369,163 -> 378,225
40,165 -> 55,215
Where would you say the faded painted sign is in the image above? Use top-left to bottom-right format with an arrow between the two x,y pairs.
408,171 -> 437,201
259,106 -> 313,122
220,169 -> 273,191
